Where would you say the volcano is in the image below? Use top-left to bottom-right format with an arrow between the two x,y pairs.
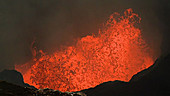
15,9 -> 154,92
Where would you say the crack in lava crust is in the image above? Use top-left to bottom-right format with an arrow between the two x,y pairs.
15,9 -> 154,92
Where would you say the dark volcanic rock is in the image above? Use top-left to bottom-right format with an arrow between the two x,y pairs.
35,88 -> 86,96
0,69 -> 36,89
81,54 -> 170,96
0,70 -> 24,86
0,81 -> 36,96
0,81 -> 86,96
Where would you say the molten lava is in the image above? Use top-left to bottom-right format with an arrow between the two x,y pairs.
15,9 -> 154,92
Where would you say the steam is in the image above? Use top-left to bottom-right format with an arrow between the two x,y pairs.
0,0 -> 169,71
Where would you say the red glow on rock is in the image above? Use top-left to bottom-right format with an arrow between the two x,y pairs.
15,9 -> 154,92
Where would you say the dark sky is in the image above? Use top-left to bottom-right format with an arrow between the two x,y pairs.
0,0 -> 169,71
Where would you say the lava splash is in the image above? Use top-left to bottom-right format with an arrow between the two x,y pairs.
15,9 -> 154,92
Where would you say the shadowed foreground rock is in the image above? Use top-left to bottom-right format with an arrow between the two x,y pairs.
81,54 -> 170,96
0,69 -> 36,89
0,81 -> 86,96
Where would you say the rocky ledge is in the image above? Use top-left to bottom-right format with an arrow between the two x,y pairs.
0,81 -> 86,96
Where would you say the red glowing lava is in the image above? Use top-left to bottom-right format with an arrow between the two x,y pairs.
15,9 -> 154,92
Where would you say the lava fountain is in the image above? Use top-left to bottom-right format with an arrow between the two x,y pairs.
15,9 -> 154,92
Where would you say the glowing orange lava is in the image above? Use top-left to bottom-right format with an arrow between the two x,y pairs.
15,9 -> 154,92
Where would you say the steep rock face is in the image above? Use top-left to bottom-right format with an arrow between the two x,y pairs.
0,81 -> 36,96
129,54 -> 170,95
0,70 -> 25,86
81,54 -> 170,96
0,69 -> 35,89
